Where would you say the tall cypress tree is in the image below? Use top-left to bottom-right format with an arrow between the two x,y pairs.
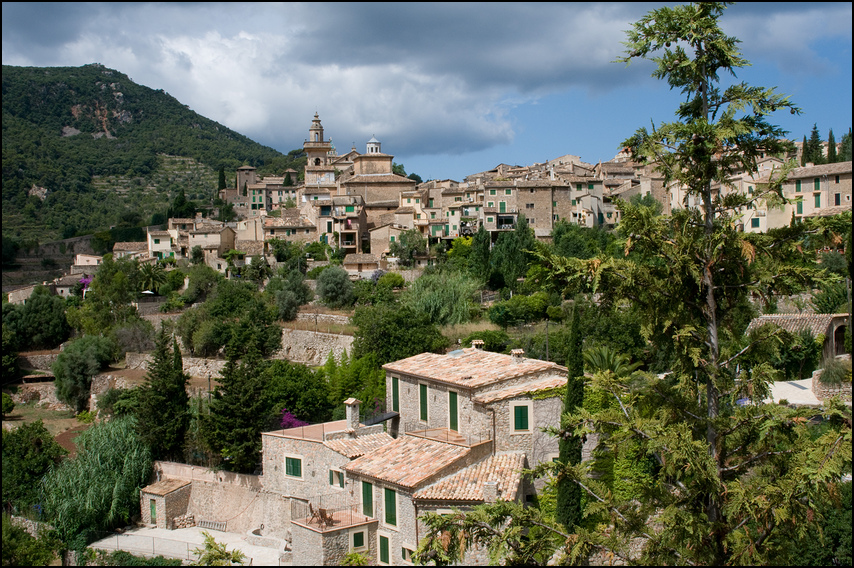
135,327 -> 190,461
827,128 -> 837,163
556,302 -> 583,530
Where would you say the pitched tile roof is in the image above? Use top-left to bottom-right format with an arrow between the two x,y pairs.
324,432 -> 395,459
746,313 -> 848,338
383,348 -> 565,390
413,453 -> 526,502
142,479 -> 191,496
112,241 -> 147,251
473,376 -> 567,404
345,435 -> 470,489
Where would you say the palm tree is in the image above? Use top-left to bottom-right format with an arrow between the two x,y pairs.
583,345 -> 641,377
139,262 -> 167,295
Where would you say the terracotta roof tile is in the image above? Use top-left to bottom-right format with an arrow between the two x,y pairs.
383,348 -> 565,390
324,432 -> 395,459
345,436 -> 470,489
473,376 -> 567,404
746,313 -> 848,338
142,479 -> 190,496
414,453 -> 526,502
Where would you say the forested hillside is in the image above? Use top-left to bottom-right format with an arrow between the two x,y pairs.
2,63 -> 303,243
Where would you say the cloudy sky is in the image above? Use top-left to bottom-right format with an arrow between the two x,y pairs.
3,2 -> 852,181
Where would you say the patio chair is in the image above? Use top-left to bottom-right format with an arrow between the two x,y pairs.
308,503 -> 321,526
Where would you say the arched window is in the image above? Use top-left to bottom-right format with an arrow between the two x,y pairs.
314,158 -> 321,166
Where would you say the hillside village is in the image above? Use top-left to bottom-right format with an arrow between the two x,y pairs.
4,113 -> 851,566
9,112 -> 850,294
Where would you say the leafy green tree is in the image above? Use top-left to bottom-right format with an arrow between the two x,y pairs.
42,416 -> 152,549
468,225 -> 492,283
487,292 -> 549,329
2,286 -> 70,351
389,229 -> 427,268
202,347 -> 268,473
66,255 -> 141,335
134,328 -> 190,461
352,304 -> 448,366
52,335 -> 115,412
190,245 -> 205,266
262,360 -> 333,425
1,329 -> 19,385
489,214 -> 535,292
316,266 -> 353,308
556,304 -> 583,531
424,4 -> 851,565
2,514 -> 57,567
2,420 -> 66,513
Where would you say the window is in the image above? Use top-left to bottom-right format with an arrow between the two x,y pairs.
748,185 -> 754,194
490,189 -> 496,196
384,487 -> 397,526
505,189 -> 512,195
487,217 -> 494,223
815,193 -> 821,208
588,183 -> 594,191
835,193 -> 841,206
379,534 -> 390,565
420,384 -> 428,421
402,547 -> 415,563
576,183 -> 582,191
511,401 -> 532,432
796,200 -> 803,215
362,481 -> 373,517
285,456 -> 302,478
406,198 -> 411,204
329,469 -> 345,488
814,178 -> 820,191
835,175 -> 840,184
487,202 -> 494,208
795,180 -> 802,192
526,203 -> 534,209
392,377 -> 399,412
154,239 -> 160,245
346,205 -> 355,213
449,391 -> 458,431
350,529 -> 367,551
751,218 -> 760,229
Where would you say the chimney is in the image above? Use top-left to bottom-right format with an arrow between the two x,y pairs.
511,349 -> 525,363
344,398 -> 361,432
471,339 -> 484,350
482,481 -> 499,503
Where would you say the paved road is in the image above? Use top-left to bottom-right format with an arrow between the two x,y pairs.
765,378 -> 822,406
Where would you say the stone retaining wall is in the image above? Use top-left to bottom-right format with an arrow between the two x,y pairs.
812,356 -> 853,402
17,352 -> 61,371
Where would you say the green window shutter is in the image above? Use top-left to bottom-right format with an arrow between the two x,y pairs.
795,180 -> 801,192
449,391 -> 458,431
420,384 -> 428,421
380,535 -> 390,564
286,457 -> 301,477
362,481 -> 373,517
353,531 -> 364,549
797,200 -> 803,215
346,205 -> 355,212
514,405 -> 529,431
815,193 -> 821,208
490,189 -> 496,195
505,189 -> 512,195
392,377 -> 399,412
814,178 -> 820,191
588,183 -> 594,191
751,218 -> 760,228
385,487 -> 397,526
487,217 -> 494,223
330,470 -> 334,485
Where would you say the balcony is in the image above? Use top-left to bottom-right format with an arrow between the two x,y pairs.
291,494 -> 373,533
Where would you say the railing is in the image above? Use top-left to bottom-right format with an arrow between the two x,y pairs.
290,494 -> 371,532
401,421 -> 492,447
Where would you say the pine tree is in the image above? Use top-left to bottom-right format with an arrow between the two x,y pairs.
827,128 -> 837,163
805,123 -> 825,165
556,303 -> 583,530
135,327 -> 190,461
202,343 -> 268,473
838,128 -> 852,162
217,167 -> 226,191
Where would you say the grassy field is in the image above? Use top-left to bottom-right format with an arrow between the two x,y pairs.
2,399 -> 78,437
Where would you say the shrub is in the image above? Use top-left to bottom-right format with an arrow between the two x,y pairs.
818,357 -> 852,386
316,266 -> 353,308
